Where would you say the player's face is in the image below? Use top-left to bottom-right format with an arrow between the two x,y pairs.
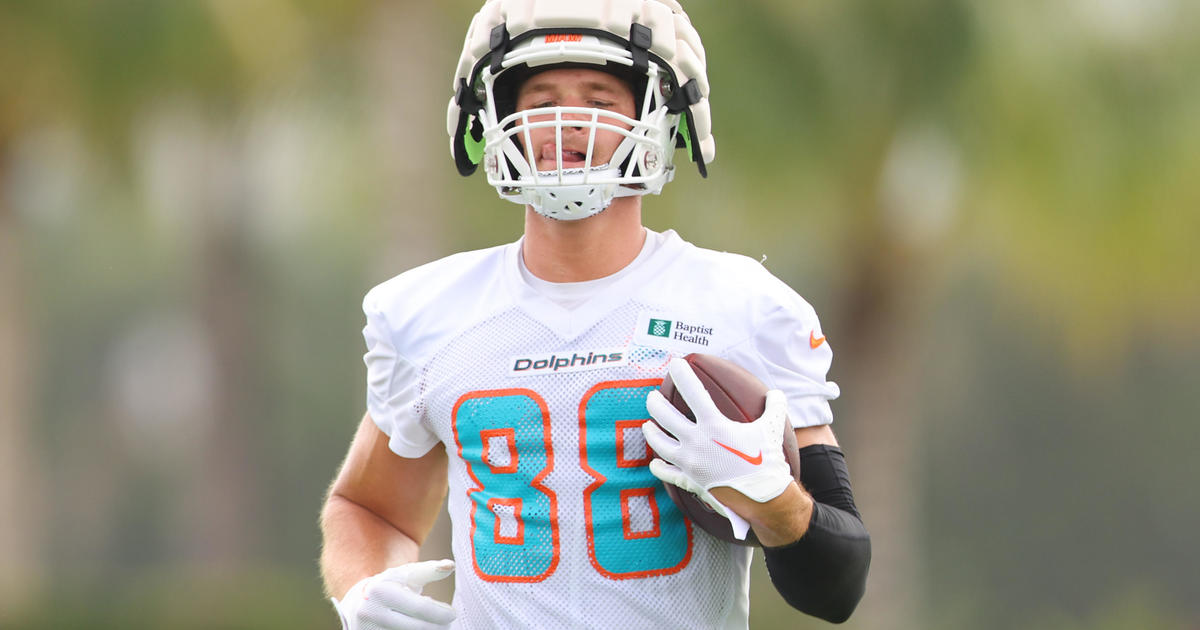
514,68 -> 637,172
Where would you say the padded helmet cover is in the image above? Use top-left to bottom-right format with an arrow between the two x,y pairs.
446,0 -> 715,219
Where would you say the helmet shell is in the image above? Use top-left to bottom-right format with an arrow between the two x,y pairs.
447,0 -> 715,219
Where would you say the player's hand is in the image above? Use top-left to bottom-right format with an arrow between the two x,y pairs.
643,358 -> 793,514
333,559 -> 456,630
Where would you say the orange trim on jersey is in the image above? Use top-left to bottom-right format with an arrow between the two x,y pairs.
579,379 -> 693,580
451,388 -> 560,584
480,427 -> 519,474
487,497 -> 525,545
614,419 -> 653,468
620,488 -> 661,540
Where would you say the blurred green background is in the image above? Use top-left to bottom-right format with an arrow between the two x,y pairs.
2,1 -> 1198,628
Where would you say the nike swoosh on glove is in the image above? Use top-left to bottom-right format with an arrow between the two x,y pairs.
643,358 -> 794,518
333,559 -> 456,630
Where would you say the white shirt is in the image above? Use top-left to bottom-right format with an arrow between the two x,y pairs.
518,227 -> 665,310
361,229 -> 839,629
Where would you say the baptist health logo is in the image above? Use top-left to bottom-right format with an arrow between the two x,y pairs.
647,318 -> 712,346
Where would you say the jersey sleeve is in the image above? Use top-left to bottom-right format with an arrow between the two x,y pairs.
739,280 -> 841,429
362,290 -> 440,457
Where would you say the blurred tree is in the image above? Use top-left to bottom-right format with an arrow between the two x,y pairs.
356,0 -> 459,606
702,0 -> 1200,628
0,3 -> 68,615
0,0 -> 254,598
965,0 -> 1200,357
705,1 -> 979,627
0,150 -> 41,621
2,0 -> 448,619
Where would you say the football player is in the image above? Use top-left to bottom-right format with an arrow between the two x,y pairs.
319,1 -> 870,628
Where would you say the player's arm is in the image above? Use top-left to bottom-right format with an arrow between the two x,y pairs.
319,413 -> 456,628
644,359 -> 869,623
701,424 -> 870,624
755,432 -> 871,624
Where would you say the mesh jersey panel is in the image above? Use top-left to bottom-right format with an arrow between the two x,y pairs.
426,302 -> 747,629
362,230 -> 838,629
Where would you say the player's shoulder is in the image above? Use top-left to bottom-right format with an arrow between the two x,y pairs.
660,231 -> 823,334
365,243 -> 508,309
668,232 -> 804,301
362,242 -> 515,353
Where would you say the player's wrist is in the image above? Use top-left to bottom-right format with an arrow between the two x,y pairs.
712,483 -> 813,547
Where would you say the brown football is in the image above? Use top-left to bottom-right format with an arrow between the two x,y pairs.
655,353 -> 801,546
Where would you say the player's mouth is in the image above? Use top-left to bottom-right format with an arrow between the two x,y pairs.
540,143 -> 590,169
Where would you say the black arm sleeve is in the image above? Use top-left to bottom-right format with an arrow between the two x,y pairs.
763,444 -> 871,624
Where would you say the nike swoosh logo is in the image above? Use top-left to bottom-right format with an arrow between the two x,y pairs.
713,440 -> 763,465
809,330 -> 827,349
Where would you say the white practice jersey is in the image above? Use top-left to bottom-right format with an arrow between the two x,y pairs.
362,229 -> 840,629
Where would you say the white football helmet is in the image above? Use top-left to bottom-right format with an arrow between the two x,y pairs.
447,0 -> 716,220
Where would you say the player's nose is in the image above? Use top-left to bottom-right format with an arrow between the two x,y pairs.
560,111 -> 588,131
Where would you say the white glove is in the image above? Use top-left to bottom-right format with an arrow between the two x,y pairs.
333,559 -> 456,630
643,358 -> 794,536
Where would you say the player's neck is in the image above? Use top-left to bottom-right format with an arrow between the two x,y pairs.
522,197 -> 647,283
